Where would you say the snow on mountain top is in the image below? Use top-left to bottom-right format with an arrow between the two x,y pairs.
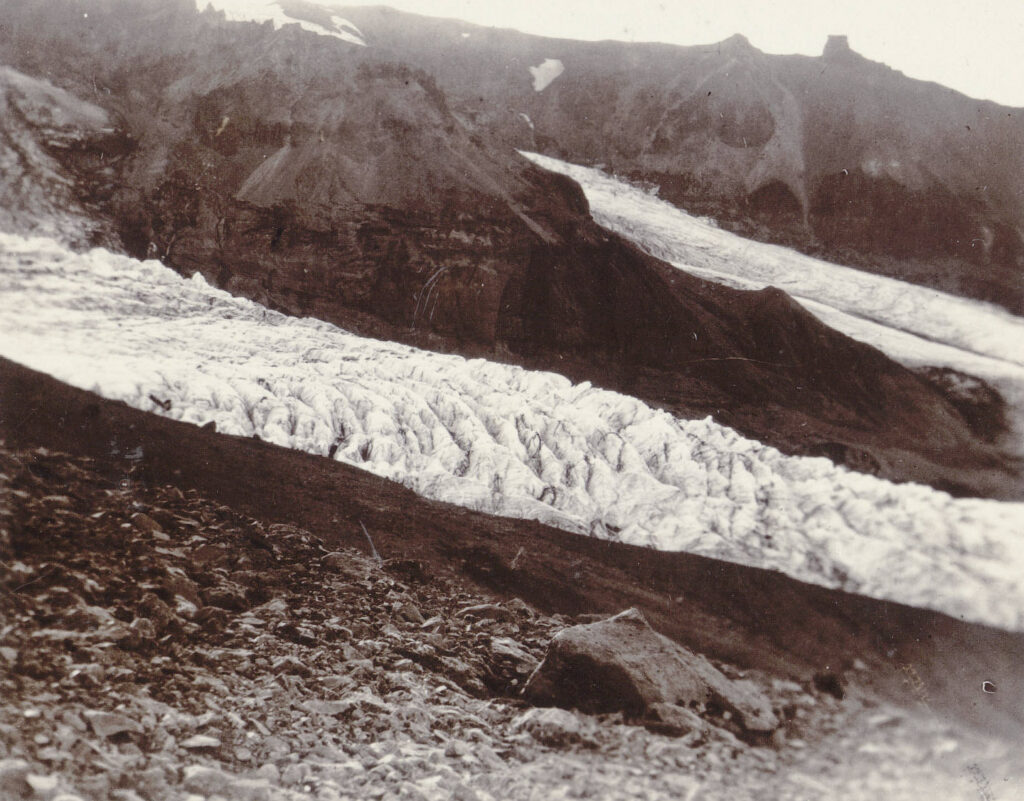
199,0 -> 366,45
529,59 -> 564,91
2,232 -> 1023,631
522,152 -> 1024,455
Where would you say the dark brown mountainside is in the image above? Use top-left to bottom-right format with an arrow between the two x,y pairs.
336,6 -> 1024,313
0,0 -> 1020,497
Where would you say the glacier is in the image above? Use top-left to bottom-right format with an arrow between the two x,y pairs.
2,232 -> 1024,630
521,153 -> 1024,455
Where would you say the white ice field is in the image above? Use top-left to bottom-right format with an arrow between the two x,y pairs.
2,231 -> 1024,630
522,152 -> 1024,456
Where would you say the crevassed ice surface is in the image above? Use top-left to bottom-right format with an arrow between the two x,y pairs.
2,234 -> 1024,629
521,152 -> 1024,453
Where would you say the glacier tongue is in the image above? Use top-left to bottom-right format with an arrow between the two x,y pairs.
2,233 -> 1024,630
521,152 -> 1024,455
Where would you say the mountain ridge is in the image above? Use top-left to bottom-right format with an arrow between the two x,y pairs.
0,0 -> 1019,498
333,4 -> 1024,312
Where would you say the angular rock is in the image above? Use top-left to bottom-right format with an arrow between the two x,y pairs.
0,759 -> 31,799
456,603 -> 514,622
396,602 -> 425,625
25,774 -> 60,798
644,703 -> 709,737
227,778 -> 274,801
182,765 -> 231,796
271,655 -> 310,676
273,621 -> 317,646
173,596 -> 199,619
82,710 -> 143,739
201,583 -> 249,611
280,763 -> 308,787
506,598 -> 535,618
343,689 -> 390,715
131,766 -> 172,800
511,707 -> 595,748
130,512 -> 162,534
256,597 -> 289,618
438,655 -> 487,696
383,558 -> 430,584
490,637 -> 540,675
448,783 -> 482,801
137,593 -> 179,634
161,568 -> 201,606
254,764 -> 281,783
299,699 -> 351,717
194,606 -> 229,632
127,616 -> 156,644
321,551 -> 355,572
523,608 -> 778,740
180,734 -> 221,749
189,543 -> 230,568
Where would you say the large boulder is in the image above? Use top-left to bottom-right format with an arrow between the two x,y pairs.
523,608 -> 778,742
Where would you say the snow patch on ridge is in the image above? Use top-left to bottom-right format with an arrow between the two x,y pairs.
529,59 -> 565,92
2,233 -> 1023,631
200,1 -> 366,46
521,152 -> 1024,455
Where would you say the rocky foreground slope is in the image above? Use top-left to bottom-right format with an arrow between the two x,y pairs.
5,356 -> 1024,735
1,428 -> 1022,800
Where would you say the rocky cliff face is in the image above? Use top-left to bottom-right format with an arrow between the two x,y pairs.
0,66 -> 126,248
335,5 -> 1024,313
0,0 -> 1017,495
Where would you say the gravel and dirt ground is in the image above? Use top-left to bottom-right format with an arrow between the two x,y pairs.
2,358 -> 1023,800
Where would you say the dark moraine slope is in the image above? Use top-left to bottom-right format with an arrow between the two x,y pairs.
0,0 -> 1020,498
4,355 -> 1024,740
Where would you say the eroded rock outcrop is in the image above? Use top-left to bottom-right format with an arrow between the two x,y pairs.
0,66 -> 127,248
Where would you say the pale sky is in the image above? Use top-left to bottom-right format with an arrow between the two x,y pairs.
205,1 -> 1024,107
